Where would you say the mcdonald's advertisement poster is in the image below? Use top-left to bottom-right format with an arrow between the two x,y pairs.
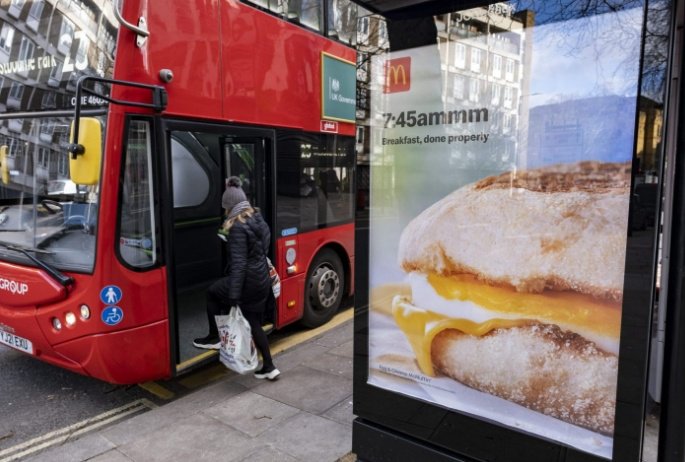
367,4 -> 646,459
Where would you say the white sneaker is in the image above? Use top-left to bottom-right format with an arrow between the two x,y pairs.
254,366 -> 280,380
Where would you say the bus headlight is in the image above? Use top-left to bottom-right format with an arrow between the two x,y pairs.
65,312 -> 77,327
52,318 -> 62,331
80,305 -> 91,320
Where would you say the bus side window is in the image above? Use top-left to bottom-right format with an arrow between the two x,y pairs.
276,131 -> 354,235
118,120 -> 157,269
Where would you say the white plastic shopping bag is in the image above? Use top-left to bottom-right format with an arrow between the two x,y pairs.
216,306 -> 258,374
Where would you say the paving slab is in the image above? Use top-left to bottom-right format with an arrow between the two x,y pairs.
203,391 -> 300,437
306,352 -> 354,377
236,444 -> 299,462
86,449 -> 133,462
118,412 -> 259,462
328,340 -> 353,359
23,433 -> 114,462
322,395 -> 355,427
100,380 -> 245,447
260,411 -> 352,462
311,321 -> 354,348
252,365 -> 353,415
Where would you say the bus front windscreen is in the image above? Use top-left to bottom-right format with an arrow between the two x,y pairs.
0,0 -> 119,273
0,115 -> 104,273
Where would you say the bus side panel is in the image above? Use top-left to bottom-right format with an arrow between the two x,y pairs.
54,320 -> 170,384
114,0 -> 223,120
275,223 -> 355,327
278,274 -> 305,327
221,2 -> 356,135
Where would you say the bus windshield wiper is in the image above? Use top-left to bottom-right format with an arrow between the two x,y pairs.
0,241 -> 74,288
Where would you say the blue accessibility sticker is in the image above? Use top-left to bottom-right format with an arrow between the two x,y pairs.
101,306 -> 124,326
100,285 -> 122,305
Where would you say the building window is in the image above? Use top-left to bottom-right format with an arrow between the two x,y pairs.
0,24 -> 15,54
469,78 -> 480,102
493,54 -> 502,78
505,58 -> 515,81
27,0 -> 44,31
503,113 -> 512,133
453,75 -> 465,99
38,147 -> 50,168
470,48 -> 481,73
454,43 -> 466,69
42,90 -> 56,108
48,59 -> 63,87
58,152 -> 68,176
504,85 -> 513,108
40,121 -> 55,142
356,125 -> 364,144
9,0 -> 25,18
18,36 -> 34,61
492,83 -> 501,104
58,18 -> 75,55
8,82 -> 24,103
6,137 -> 18,157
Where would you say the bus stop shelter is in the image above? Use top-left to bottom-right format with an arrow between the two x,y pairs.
350,1 -> 685,461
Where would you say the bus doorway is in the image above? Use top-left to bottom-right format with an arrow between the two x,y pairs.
163,123 -> 273,371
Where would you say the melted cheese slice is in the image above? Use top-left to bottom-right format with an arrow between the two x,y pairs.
392,273 -> 622,377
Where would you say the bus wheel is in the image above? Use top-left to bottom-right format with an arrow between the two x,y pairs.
302,249 -> 344,328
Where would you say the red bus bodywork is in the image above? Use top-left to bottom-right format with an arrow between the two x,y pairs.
0,0 -> 355,384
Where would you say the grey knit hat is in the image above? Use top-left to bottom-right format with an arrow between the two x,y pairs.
221,176 -> 247,211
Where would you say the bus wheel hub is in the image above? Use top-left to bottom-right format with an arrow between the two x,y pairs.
313,266 -> 340,309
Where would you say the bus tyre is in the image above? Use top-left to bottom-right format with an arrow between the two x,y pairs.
302,249 -> 344,328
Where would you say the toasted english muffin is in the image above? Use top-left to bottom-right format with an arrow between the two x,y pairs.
432,323 -> 617,435
398,161 -> 631,301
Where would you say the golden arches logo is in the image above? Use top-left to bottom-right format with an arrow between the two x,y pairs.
386,65 -> 407,86
384,57 -> 411,93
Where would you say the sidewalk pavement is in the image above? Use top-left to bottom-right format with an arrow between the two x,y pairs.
24,318 -> 356,462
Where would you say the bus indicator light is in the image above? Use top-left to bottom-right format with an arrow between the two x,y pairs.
65,312 -> 77,327
52,318 -> 62,331
80,305 -> 91,320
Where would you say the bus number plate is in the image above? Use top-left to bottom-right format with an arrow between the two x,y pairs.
0,330 -> 33,354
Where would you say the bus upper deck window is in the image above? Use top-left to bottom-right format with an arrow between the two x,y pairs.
326,0 -> 357,44
118,120 -> 157,269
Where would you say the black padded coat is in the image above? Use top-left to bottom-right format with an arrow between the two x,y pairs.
224,212 -> 271,312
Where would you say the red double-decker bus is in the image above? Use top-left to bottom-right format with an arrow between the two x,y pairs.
0,0 -> 361,384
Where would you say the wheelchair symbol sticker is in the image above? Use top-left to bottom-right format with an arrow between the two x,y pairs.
100,285 -> 122,305
101,306 -> 124,326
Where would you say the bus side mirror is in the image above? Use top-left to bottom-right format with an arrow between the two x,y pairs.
0,145 -> 9,185
69,117 -> 102,185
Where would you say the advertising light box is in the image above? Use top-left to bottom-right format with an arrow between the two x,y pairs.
365,3 -> 646,459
